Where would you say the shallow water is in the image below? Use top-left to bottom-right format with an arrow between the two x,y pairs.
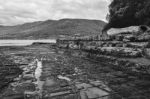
35,59 -> 44,93
0,39 -> 56,46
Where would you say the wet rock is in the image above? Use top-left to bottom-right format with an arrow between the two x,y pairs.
22,73 -> 35,81
44,79 -> 56,87
134,80 -> 150,89
15,82 -> 36,92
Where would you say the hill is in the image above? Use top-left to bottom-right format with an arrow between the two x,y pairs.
0,19 -> 106,39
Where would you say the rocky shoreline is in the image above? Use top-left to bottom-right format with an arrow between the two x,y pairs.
0,53 -> 22,95
0,58 -> 42,98
0,42 -> 150,99
56,30 -> 150,99
58,48 -> 150,99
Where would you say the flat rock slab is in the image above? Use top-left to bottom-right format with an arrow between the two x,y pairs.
44,79 -> 56,87
76,82 -> 110,99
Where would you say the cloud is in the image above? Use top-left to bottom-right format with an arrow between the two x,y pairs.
0,0 -> 110,25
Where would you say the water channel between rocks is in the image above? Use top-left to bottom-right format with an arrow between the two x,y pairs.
35,59 -> 44,94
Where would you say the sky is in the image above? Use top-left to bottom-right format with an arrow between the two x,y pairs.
0,0 -> 111,26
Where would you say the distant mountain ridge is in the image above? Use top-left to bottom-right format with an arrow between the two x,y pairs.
0,19 -> 106,39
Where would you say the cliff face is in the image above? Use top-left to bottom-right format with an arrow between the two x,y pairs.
56,25 -> 150,59
107,25 -> 150,36
107,26 -> 139,36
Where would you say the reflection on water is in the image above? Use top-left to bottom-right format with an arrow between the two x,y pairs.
0,39 -> 56,46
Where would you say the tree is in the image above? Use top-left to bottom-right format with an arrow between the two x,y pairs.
103,0 -> 150,32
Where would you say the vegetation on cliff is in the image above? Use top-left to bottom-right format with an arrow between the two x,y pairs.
103,0 -> 150,31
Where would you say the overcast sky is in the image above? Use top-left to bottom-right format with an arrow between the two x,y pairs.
0,0 -> 110,26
